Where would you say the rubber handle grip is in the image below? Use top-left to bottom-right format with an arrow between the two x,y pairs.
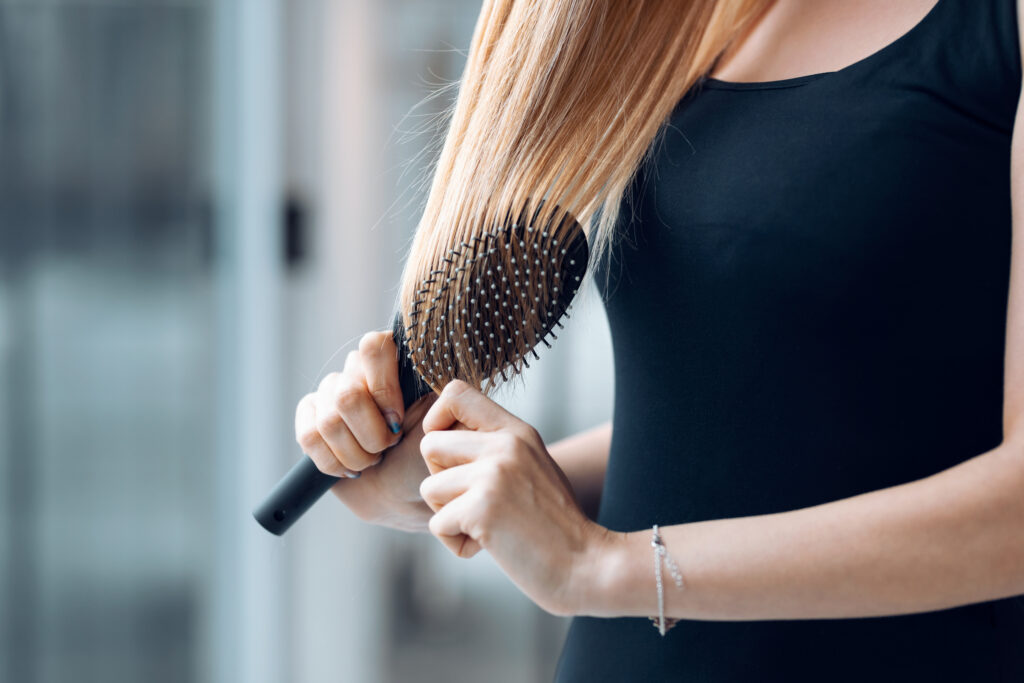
252,457 -> 339,535
253,315 -> 432,535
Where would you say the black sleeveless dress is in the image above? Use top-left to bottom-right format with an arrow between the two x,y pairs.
554,0 -> 1024,680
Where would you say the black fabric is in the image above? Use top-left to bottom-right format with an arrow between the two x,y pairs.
555,0 -> 1024,680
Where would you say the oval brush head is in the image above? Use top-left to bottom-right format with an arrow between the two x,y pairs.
254,204 -> 588,535
403,203 -> 589,394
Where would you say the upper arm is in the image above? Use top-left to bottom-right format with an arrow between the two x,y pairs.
998,0 -> 1024,442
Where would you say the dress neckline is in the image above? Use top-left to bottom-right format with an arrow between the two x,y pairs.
702,0 -> 945,90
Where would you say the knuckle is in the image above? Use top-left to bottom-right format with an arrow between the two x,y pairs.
470,514 -> 493,546
358,330 -> 392,356
441,379 -> 471,399
419,432 -> 439,458
478,474 -> 503,500
369,385 -> 393,400
497,431 -> 522,455
489,455 -> 514,479
295,392 -> 315,417
334,384 -> 365,412
525,425 -> 543,445
511,423 -> 540,446
317,371 -> 339,393
315,409 -> 344,433
363,432 -> 392,454
296,428 -> 321,452
427,512 -> 444,538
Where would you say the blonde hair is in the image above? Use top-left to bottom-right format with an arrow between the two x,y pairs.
399,0 -> 771,329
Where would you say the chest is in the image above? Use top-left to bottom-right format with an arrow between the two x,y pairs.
600,80 -> 1013,360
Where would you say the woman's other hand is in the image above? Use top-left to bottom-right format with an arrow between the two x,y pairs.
418,380 -> 611,616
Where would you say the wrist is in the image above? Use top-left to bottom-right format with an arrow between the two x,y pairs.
571,525 -> 695,621
569,524 -> 639,618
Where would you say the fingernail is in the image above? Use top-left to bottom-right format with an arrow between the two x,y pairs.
345,470 -> 361,479
385,410 -> 402,434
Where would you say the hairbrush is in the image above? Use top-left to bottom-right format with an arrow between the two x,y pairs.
253,204 -> 589,535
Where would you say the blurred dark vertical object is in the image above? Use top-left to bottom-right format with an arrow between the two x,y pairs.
0,2 -> 213,682
282,193 -> 307,270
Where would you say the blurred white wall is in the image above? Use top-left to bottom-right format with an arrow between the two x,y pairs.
0,1 -> 614,682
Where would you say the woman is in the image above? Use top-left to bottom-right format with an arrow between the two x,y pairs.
293,0 -> 1024,679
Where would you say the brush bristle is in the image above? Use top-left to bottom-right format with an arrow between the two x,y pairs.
403,205 -> 588,394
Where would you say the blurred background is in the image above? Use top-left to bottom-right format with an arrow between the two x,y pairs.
0,1 -> 614,682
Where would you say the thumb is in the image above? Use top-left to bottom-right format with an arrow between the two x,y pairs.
421,380 -> 516,434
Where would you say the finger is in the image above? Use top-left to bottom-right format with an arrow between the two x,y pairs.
358,330 -> 404,435
432,531 -> 483,559
314,375 -> 381,471
427,490 -> 483,559
419,430 -> 502,474
418,461 -> 476,511
295,393 -> 361,479
343,350 -> 361,374
422,379 -> 517,434
316,370 -> 341,398
333,371 -> 400,454
433,530 -> 471,558
461,537 -> 483,558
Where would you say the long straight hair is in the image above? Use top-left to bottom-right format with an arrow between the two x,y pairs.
399,0 -> 772,327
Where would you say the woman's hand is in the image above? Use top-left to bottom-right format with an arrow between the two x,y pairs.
418,380 -> 613,617
294,330 -> 437,533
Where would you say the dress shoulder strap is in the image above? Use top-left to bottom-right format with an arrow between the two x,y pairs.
919,0 -> 1022,134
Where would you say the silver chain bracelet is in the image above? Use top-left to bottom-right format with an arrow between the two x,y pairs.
648,523 -> 685,636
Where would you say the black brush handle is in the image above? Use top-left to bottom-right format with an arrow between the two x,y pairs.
253,314 -> 431,535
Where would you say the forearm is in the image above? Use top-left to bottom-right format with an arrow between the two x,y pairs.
548,421 -> 611,521
581,441 -> 1024,620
